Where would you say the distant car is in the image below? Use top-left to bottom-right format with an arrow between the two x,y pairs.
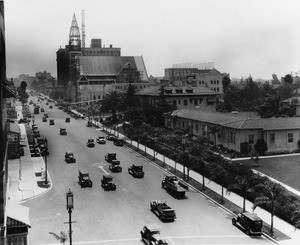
49,105 -> 53,109
86,121 -> 93,127
128,165 -> 145,178
106,134 -> 116,141
140,224 -> 168,245
150,200 -> 176,222
86,139 -> 95,147
105,153 -> 117,163
44,113 -> 49,118
46,102 -> 49,105
60,128 -> 67,135
78,171 -> 93,188
65,152 -> 76,163
42,117 -> 47,122
33,130 -> 40,138
65,117 -> 70,123
109,160 -> 122,173
41,108 -> 45,112
101,174 -> 116,191
114,138 -> 124,146
232,212 -> 263,236
96,136 -> 106,144
18,118 -> 29,124
49,119 -> 55,125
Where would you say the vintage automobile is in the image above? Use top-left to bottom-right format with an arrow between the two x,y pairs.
49,119 -> 55,125
128,165 -> 145,178
46,102 -> 49,105
49,105 -> 53,109
42,117 -> 47,122
109,160 -> 122,173
150,200 -> 176,222
232,212 -> 263,236
86,121 -> 93,127
106,134 -> 116,141
78,171 -> 93,188
96,136 -> 106,144
60,128 -> 67,135
32,124 -> 38,131
114,138 -> 124,146
18,118 -> 29,124
43,113 -> 49,118
86,139 -> 95,147
105,153 -> 117,163
33,130 -> 40,138
65,117 -> 70,123
65,152 -> 76,163
101,174 -> 116,191
140,224 -> 168,245
41,107 -> 45,112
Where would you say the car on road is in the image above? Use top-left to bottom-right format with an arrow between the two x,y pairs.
106,134 -> 116,141
86,139 -> 95,147
18,118 -> 29,124
60,128 -> 67,135
114,138 -> 124,146
65,117 -> 70,123
49,119 -> 55,125
140,224 -> 168,245
78,171 -> 93,188
232,212 -> 263,236
109,160 -> 122,172
44,113 -> 49,118
105,153 -> 117,163
101,174 -> 116,191
41,107 -> 45,112
150,200 -> 176,222
42,117 -> 47,122
65,152 -> 76,163
96,136 -> 106,144
128,164 -> 145,178
86,121 -> 93,127
49,105 -> 53,109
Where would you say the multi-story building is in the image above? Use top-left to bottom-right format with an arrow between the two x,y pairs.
82,39 -> 120,56
164,67 -> 226,94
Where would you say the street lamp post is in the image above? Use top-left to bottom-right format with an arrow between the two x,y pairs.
66,189 -> 74,245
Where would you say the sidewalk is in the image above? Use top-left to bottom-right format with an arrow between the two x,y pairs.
8,104 -> 51,204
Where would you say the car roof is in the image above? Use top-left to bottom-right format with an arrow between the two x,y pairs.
241,212 -> 262,221
145,224 -> 161,232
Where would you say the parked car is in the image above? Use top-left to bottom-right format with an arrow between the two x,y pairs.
42,117 -> 47,122
232,212 -> 263,236
106,134 -> 116,141
109,160 -> 122,172
140,224 -> 168,245
60,128 -> 67,135
65,152 -> 76,163
41,108 -> 45,112
65,117 -> 70,123
86,139 -> 95,147
44,113 -> 49,118
114,138 -> 124,146
105,153 -> 117,163
86,121 -> 93,127
96,136 -> 106,144
150,200 -> 176,222
78,171 -> 93,188
101,174 -> 116,191
128,165 -> 145,178
49,119 -> 55,125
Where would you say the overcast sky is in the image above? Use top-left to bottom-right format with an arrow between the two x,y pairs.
4,0 -> 300,80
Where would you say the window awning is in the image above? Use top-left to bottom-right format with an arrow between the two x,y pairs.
6,201 -> 31,228
2,83 -> 16,98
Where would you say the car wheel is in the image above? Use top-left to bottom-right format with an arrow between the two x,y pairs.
245,228 -> 250,236
232,218 -> 236,225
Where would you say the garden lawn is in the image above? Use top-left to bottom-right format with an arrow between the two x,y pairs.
236,154 -> 300,191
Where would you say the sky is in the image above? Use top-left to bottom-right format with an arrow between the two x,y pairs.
4,0 -> 300,80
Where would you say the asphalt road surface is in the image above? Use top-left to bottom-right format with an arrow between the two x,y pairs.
24,96 -> 273,245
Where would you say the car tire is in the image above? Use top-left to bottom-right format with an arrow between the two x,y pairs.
232,218 -> 236,225
245,228 -> 250,236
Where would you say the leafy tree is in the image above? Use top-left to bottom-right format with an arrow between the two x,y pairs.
222,75 -> 231,92
124,106 -> 146,126
253,180 -> 283,234
124,83 -> 138,108
20,81 -> 27,94
49,231 -> 68,244
284,74 -> 293,84
254,138 -> 268,156
101,91 -> 124,121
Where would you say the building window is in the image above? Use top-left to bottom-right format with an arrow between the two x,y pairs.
248,134 -> 254,144
270,133 -> 275,142
228,131 -> 236,144
288,133 -> 294,143
178,100 -> 181,105
194,99 -> 198,106
184,100 -> 187,106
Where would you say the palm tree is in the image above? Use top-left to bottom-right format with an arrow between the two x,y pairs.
207,161 -> 229,203
49,231 -> 68,244
227,175 -> 252,212
101,91 -> 124,121
253,180 -> 283,234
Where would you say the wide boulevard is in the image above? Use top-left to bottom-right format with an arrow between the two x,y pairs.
24,96 -> 273,245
